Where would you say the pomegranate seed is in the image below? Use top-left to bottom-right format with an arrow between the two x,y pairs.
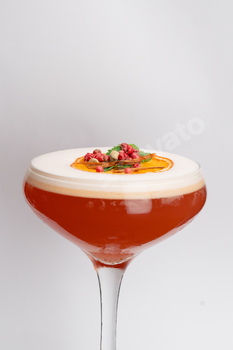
84,153 -> 89,161
118,153 -> 125,160
85,153 -> 95,161
95,153 -> 104,162
133,163 -> 140,168
93,149 -> 101,154
120,143 -> 128,149
122,146 -> 128,153
103,154 -> 110,162
131,152 -> 140,159
127,145 -> 134,154
125,168 -> 132,174
96,166 -> 104,172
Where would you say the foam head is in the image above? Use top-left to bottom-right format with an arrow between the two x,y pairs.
25,148 -> 205,199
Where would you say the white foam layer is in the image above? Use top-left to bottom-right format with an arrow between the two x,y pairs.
25,148 -> 205,199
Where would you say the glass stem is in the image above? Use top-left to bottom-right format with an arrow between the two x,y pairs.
97,266 -> 125,350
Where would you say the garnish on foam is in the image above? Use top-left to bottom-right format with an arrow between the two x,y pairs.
71,143 -> 173,174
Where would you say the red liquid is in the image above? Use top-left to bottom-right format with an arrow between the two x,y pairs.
24,182 -> 206,266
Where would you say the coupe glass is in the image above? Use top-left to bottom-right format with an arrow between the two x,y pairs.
23,148 -> 206,350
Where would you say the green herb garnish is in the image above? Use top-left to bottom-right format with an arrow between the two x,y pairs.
117,164 -> 133,169
104,166 -> 115,172
138,150 -> 150,163
104,143 -> 152,172
139,150 -> 150,157
106,145 -> 121,155
129,144 -> 139,150
106,143 -> 140,155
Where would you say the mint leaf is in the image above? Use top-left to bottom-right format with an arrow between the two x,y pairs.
139,150 -> 152,163
117,164 -> 133,169
141,158 -> 151,163
106,144 -> 150,163
129,144 -> 139,150
139,150 -> 150,157
104,166 -> 115,172
106,145 -> 121,155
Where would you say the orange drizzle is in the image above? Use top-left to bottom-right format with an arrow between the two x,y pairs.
71,154 -> 173,175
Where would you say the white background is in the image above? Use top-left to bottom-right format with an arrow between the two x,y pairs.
0,0 -> 233,349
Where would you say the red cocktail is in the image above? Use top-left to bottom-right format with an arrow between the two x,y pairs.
23,147 -> 206,349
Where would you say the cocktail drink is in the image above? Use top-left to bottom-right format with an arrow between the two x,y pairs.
23,146 -> 206,349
